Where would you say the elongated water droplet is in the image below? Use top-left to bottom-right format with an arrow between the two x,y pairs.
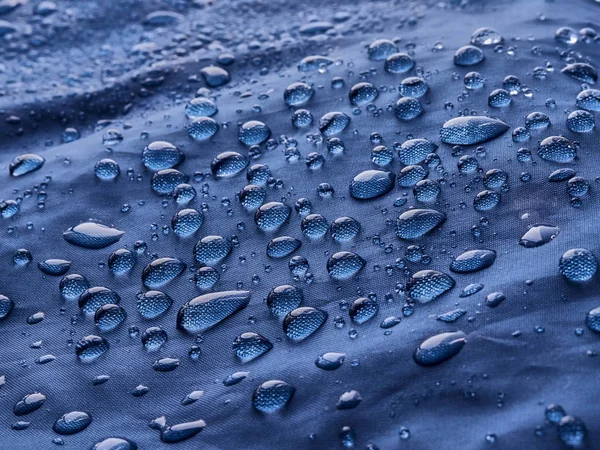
177,291 -> 251,333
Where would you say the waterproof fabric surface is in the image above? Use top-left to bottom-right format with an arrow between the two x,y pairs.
0,0 -> 599,449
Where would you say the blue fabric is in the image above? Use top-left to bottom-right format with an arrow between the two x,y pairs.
0,0 -> 599,448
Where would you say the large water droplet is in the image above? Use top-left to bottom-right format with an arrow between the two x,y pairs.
440,116 -> 509,145
136,291 -> 172,319
142,257 -> 186,288
283,307 -> 327,341
450,249 -> 496,273
13,392 -> 46,416
232,332 -> 273,362
327,251 -> 365,280
519,225 -> 560,248
267,285 -> 303,317
349,170 -> 395,200
413,331 -> 467,366
395,209 -> 446,240
75,335 -> 109,362
538,136 -> 576,163
9,153 -> 45,177
53,411 -> 92,435
142,141 -> 184,171
252,380 -> 295,413
407,270 -> 455,303
177,290 -> 251,333
559,248 -> 597,282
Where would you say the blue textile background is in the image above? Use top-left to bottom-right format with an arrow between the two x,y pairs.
0,0 -> 599,448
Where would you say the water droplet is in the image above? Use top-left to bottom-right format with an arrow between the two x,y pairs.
488,89 -> 512,108
197,65 -> 228,89
284,82 -> 314,106
327,251 -> 365,280
75,335 -> 109,362
13,392 -> 46,416
94,159 -> 120,180
349,170 -> 395,199
559,248 -> 597,282
558,416 -> 587,448
283,307 -> 327,341
137,291 -> 172,319
38,259 -> 71,276
385,53 -> 415,74
233,332 -> 273,362
253,380 -> 295,412
91,437 -> 137,450
349,82 -> 379,106
395,209 -> 446,240
561,63 -> 598,84
566,110 -> 595,133
94,304 -> 126,331
255,202 -> 291,231
519,224 -> 560,248
151,169 -> 188,194
538,136 -> 577,163
349,297 -> 378,324
330,217 -> 361,242
142,327 -> 168,351
576,89 -> 600,111
172,208 -> 203,237
267,285 -> 303,317
185,97 -> 217,119
10,153 -> 45,177
471,27 -> 503,46
142,257 -> 186,288
407,270 -> 455,303
177,290 -> 251,333
336,390 -> 362,409
394,97 -> 423,121
440,116 -> 509,145
301,213 -> 328,239
142,141 -> 184,171
368,39 -> 398,60
413,331 -> 467,366
454,45 -> 484,66
266,236 -> 302,259
108,249 -> 135,275
0,294 -> 14,319
450,249 -> 496,273
239,120 -> 271,146
53,411 -> 92,435
473,190 -> 500,211
188,117 -> 218,140
191,266 -> 219,291
315,352 -> 345,370
319,111 -> 351,136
